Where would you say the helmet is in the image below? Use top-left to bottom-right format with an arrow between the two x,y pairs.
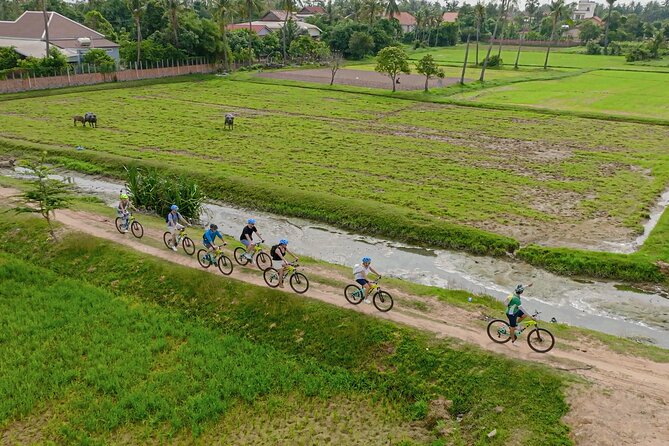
210,224 -> 218,230
120,193 -> 128,200
247,218 -> 256,224
279,239 -> 288,245
515,284 -> 525,295
171,205 -> 179,211
362,257 -> 372,263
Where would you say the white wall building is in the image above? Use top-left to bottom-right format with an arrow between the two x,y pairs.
573,1 -> 597,20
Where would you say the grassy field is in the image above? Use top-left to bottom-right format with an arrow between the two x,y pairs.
407,45 -> 669,70
454,70 -> 669,120
2,76 -> 669,260
0,213 -> 572,445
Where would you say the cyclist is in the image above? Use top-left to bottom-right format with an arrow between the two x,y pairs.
116,193 -> 136,232
270,239 -> 298,288
353,257 -> 381,304
167,205 -> 189,251
240,218 -> 264,263
202,224 -> 226,260
506,283 -> 533,345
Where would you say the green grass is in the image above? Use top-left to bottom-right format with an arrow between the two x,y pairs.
454,70 -> 669,120
2,76 -> 669,259
0,213 -> 572,445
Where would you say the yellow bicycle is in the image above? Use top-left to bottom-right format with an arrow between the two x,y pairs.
263,262 -> 309,294
163,227 -> 195,255
234,241 -> 272,271
344,278 -> 394,312
486,311 -> 555,353
196,245 -> 234,275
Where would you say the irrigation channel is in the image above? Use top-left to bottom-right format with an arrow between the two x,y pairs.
5,168 -> 669,348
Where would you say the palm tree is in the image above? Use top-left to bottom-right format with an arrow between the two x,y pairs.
362,0 -> 383,26
281,0 -> 301,62
212,0 -> 234,70
603,0 -> 617,51
430,4 -> 443,47
385,0 -> 400,20
474,2 -> 485,65
127,0 -> 145,65
543,0 -> 567,69
479,0 -> 508,81
165,0 -> 181,48
242,0 -> 264,65
40,0 -> 50,58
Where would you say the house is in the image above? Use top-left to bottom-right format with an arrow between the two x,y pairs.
296,5 -> 326,20
387,12 -> 416,33
564,16 -> 604,40
442,12 -> 459,23
573,0 -> 597,20
0,11 -> 119,63
229,10 -> 322,38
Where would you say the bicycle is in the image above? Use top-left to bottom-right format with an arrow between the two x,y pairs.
196,245 -> 234,275
163,227 -> 195,255
114,213 -> 144,238
486,311 -> 555,353
344,278 -> 394,312
234,241 -> 271,271
263,262 -> 309,294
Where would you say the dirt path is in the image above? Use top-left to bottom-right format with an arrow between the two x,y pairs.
4,191 -> 668,445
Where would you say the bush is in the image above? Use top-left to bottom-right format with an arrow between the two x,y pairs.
585,41 -> 601,55
82,49 -> 116,72
608,42 -> 622,56
486,54 -> 503,67
626,46 -> 651,62
348,31 -> 375,60
125,166 -> 205,220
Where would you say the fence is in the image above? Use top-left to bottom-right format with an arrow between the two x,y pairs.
490,39 -> 581,48
0,59 -> 216,94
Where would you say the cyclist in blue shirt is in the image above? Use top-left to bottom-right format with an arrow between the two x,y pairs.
203,224 -> 226,259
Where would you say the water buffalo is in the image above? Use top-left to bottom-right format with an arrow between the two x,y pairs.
84,112 -> 97,128
73,115 -> 85,126
224,113 -> 234,130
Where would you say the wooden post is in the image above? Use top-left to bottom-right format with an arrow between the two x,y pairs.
460,34 -> 471,85
514,33 -> 524,70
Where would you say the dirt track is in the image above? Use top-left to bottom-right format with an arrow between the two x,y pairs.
257,68 -> 464,90
2,185 -> 668,445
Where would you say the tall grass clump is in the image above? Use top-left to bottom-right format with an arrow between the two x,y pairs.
125,166 -> 205,219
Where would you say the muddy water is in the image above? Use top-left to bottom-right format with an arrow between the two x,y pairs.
5,168 -> 669,348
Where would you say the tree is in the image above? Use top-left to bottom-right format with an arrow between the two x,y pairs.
242,0 -> 264,65
415,53 -> 444,91
474,2 -> 485,65
375,45 -> 410,92
212,0 -> 233,69
385,0 -> 400,20
165,0 -> 182,48
82,48 -> 116,69
348,31 -> 374,59
127,0 -> 146,65
544,0 -> 568,69
12,153 -> 72,240
362,0 -> 383,25
579,20 -> 601,43
40,0 -> 50,58
480,0 -> 508,81
329,50 -> 342,85
604,0 -> 617,50
281,0 -> 302,61
525,0 -> 539,20
83,10 -> 115,38
0,47 -> 20,70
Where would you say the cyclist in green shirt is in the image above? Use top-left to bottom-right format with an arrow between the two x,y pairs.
505,283 -> 533,344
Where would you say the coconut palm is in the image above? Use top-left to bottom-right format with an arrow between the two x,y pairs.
241,0 -> 265,65
362,0 -> 383,26
212,0 -> 234,70
603,0 -> 617,50
474,2 -> 485,65
40,0 -> 50,57
385,0 -> 400,20
165,0 -> 182,48
126,0 -> 145,65
543,0 -> 568,69
281,0 -> 302,62
479,0 -> 508,81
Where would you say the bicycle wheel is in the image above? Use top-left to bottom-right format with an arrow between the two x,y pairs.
182,237 -> 195,256
114,217 -> 125,234
217,255 -> 234,276
344,284 -> 364,305
373,291 -> 394,312
163,232 -> 173,249
197,249 -> 212,268
290,272 -> 309,294
234,247 -> 250,265
527,328 -> 555,353
487,319 -> 512,344
256,252 -> 272,271
263,268 -> 280,288
131,221 -> 144,238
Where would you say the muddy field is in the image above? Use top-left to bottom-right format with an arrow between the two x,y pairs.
257,68 -> 464,90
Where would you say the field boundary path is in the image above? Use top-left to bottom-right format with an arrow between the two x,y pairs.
1,187 -> 667,445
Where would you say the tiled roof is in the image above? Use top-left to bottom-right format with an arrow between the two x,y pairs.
442,12 -> 459,23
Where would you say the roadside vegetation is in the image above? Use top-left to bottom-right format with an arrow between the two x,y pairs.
0,213 -> 572,445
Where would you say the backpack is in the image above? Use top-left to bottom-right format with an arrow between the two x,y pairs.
353,264 -> 364,276
270,244 -> 279,259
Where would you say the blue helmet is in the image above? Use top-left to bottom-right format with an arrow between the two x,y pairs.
170,205 -> 178,211
362,257 -> 372,263
247,218 -> 256,224
279,239 -> 288,245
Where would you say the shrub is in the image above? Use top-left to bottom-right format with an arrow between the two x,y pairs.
82,49 -> 116,72
626,46 -> 651,62
585,41 -> 601,55
608,41 -> 622,56
486,54 -> 503,67
348,31 -> 375,60
124,166 -> 205,220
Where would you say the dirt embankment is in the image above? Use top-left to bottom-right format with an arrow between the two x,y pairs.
1,186 -> 668,445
